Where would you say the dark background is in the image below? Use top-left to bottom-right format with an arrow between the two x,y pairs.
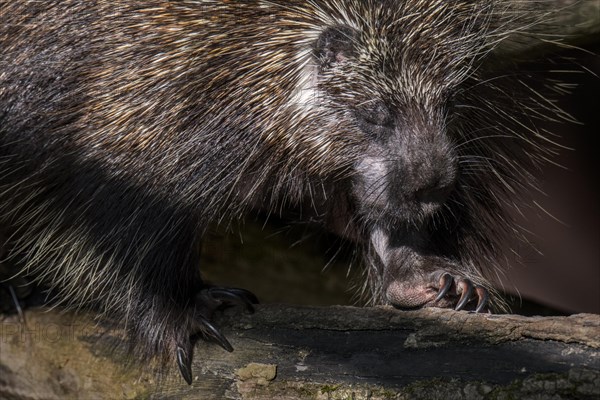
498,43 -> 599,314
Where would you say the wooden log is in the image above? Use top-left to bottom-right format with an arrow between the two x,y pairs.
1,306 -> 598,399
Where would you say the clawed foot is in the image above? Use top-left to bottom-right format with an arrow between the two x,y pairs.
385,262 -> 491,313
176,286 -> 258,384
432,272 -> 489,313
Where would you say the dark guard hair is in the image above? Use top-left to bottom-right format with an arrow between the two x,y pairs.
0,0 -> 566,383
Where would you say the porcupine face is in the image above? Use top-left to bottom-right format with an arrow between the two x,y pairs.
311,2 -> 490,227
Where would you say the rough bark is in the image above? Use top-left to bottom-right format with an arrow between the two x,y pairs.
1,306 -> 598,399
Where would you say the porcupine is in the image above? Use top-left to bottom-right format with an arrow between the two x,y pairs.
0,0 -> 561,383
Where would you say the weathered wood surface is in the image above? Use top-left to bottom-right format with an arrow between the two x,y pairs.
1,306 -> 598,399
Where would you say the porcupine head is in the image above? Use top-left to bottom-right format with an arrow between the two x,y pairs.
296,0 -> 522,313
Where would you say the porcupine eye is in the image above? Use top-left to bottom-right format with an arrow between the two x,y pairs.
315,25 -> 357,67
355,102 -> 394,139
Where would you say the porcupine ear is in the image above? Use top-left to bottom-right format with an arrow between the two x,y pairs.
314,25 -> 357,67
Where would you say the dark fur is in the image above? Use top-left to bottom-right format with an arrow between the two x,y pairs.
1,0 -> 561,374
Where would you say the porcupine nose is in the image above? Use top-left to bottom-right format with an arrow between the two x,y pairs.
395,148 -> 457,208
414,174 -> 455,204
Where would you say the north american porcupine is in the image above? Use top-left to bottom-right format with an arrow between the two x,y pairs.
0,0 -> 566,383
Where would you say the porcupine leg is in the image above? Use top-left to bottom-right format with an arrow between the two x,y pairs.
175,285 -> 258,385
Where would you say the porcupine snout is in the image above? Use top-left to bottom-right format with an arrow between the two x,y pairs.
353,112 -> 457,224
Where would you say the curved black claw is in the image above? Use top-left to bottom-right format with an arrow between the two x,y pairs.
434,273 -> 453,303
176,342 -> 194,385
196,316 -> 233,352
431,272 -> 491,312
455,279 -> 474,311
176,312 -> 235,384
226,287 -> 259,305
474,286 -> 489,313
208,287 -> 258,313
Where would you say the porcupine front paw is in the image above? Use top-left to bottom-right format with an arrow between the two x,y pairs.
428,270 -> 489,312
176,286 -> 258,385
385,256 -> 489,313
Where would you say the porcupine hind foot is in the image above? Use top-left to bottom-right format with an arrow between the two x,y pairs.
175,286 -> 258,385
